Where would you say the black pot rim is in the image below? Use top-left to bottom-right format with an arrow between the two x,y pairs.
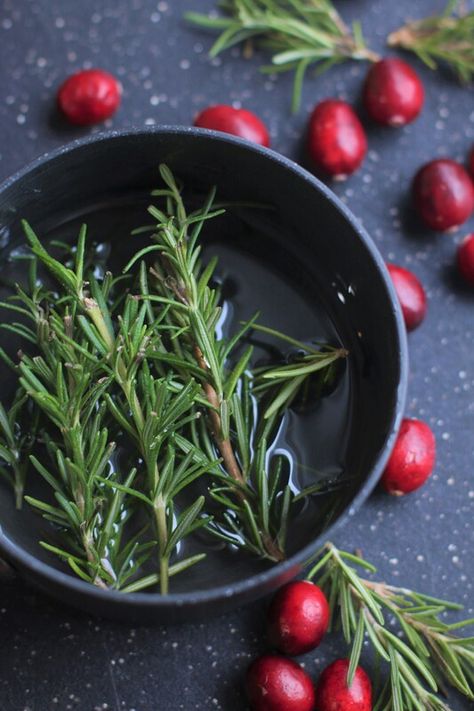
0,126 -> 409,610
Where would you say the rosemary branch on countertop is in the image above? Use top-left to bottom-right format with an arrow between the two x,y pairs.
309,544 -> 474,710
388,0 -> 474,83
185,0 -> 378,112
0,164 -> 345,591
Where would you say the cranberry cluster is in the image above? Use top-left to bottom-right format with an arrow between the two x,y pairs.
246,581 -> 371,711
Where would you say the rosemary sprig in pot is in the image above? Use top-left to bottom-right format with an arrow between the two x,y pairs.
185,0 -> 378,112
388,0 -> 474,83
129,165 -> 346,562
308,544 -> 474,710
0,165 -> 344,591
0,225 -> 217,592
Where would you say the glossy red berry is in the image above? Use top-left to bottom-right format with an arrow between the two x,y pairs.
413,159 -> 474,232
194,105 -> 270,147
267,580 -> 330,656
457,233 -> 474,286
315,659 -> 372,711
57,69 -> 121,125
246,655 -> 316,711
381,418 -> 436,496
387,264 -> 427,331
307,100 -> 367,179
363,58 -> 424,126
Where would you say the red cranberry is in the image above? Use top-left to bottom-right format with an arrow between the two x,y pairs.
363,58 -> 424,126
457,233 -> 474,286
307,100 -> 367,180
57,69 -> 121,125
413,159 -> 474,232
381,418 -> 436,496
246,655 -> 315,711
194,105 -> 270,147
315,659 -> 372,711
387,264 -> 427,331
267,580 -> 330,656
469,146 -> 474,179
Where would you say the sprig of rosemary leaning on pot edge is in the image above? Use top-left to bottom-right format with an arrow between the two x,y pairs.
0,164 -> 345,593
309,545 -> 474,710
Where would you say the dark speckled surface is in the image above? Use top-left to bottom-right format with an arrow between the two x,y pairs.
0,1 -> 473,709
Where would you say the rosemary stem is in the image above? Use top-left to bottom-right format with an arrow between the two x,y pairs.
154,492 -> 169,594
262,533 -> 285,562
14,481 -> 23,510
193,347 -> 284,562
192,345 -> 244,486
82,532 -> 108,590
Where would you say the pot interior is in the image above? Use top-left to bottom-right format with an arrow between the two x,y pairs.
0,131 -> 402,595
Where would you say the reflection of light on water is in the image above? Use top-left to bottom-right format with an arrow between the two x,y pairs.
266,414 -> 299,495
0,226 -> 11,250
215,298 -> 232,341
8,243 -> 32,260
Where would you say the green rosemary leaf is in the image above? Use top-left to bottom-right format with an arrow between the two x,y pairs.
24,496 -> 68,520
123,244 -> 164,274
97,476 -> 153,507
67,558 -> 96,584
74,224 -> 87,289
120,574 -> 160,594
22,221 -> 79,295
263,374 -> 305,419
384,627 -> 439,691
248,321 -> 326,354
77,315 -> 109,354
338,550 -> 378,573
448,618 -> 474,631
164,495 -> 206,556
39,542 -> 86,564
389,647 -> 404,711
29,455 -> 63,494
0,322 -> 37,344
348,611 -> 366,685
224,346 -> 253,400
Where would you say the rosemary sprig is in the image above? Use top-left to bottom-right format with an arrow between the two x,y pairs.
18,223 -> 218,594
186,0 -> 378,112
308,544 -> 474,710
388,0 -> 474,82
129,164 -> 345,562
1,282 -> 144,589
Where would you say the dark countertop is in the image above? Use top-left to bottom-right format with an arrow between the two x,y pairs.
0,1 -> 473,709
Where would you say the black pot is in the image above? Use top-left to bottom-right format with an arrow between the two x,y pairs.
0,127 -> 408,622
